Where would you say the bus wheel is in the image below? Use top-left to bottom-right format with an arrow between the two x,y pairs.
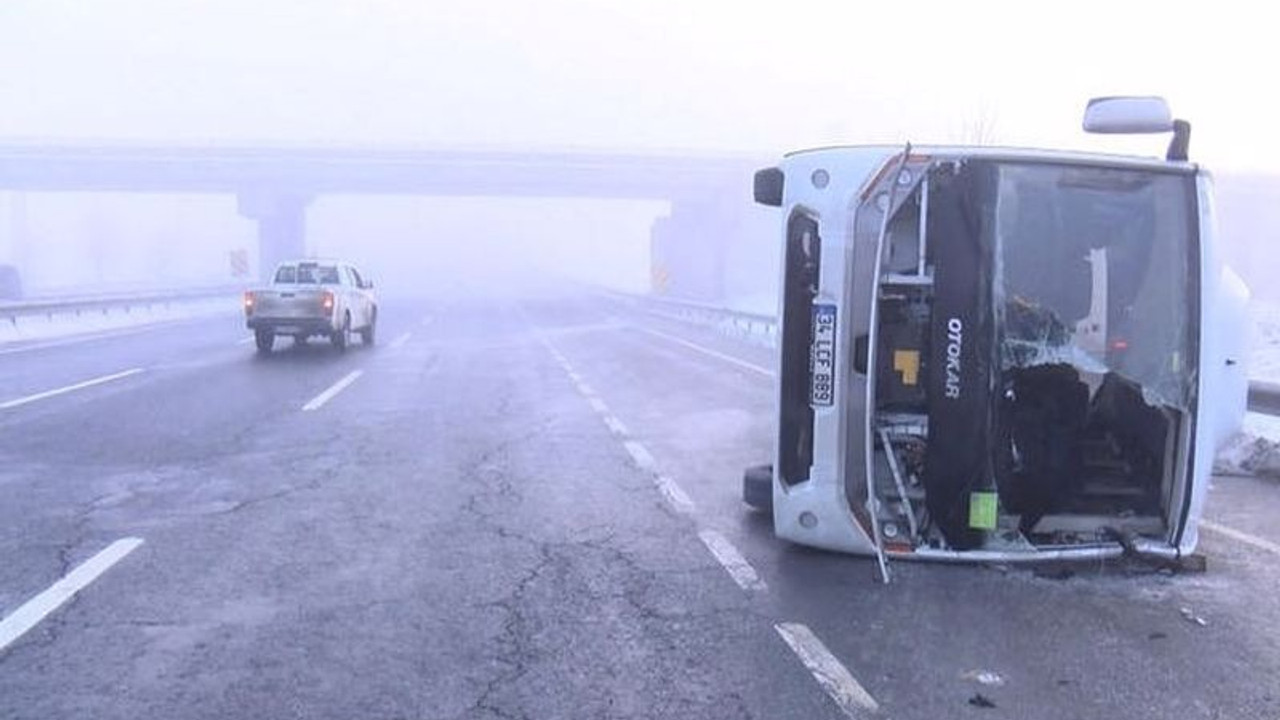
742,464 -> 773,513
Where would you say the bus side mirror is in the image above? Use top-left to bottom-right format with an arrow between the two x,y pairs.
1082,95 -> 1191,161
1083,96 -> 1172,134
755,167 -> 784,207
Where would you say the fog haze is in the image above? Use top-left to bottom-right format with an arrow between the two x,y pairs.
0,1 -> 1276,300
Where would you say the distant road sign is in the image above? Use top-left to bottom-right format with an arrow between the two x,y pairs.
229,249 -> 250,277
652,265 -> 669,294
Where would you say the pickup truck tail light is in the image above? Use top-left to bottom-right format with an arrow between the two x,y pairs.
321,291 -> 335,315
243,291 -> 255,315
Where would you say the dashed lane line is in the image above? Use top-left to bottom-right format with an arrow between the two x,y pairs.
561,372 -> 694,514
389,332 -> 412,350
697,529 -> 767,591
237,336 -> 254,345
622,440 -> 657,471
0,538 -> 145,653
547,343 -> 696,516
533,305 -> 880,717
1201,519 -> 1280,557
655,474 -> 696,515
301,370 -> 364,412
0,368 -> 145,410
637,327 -> 772,377
775,622 -> 880,718
602,413 -> 629,437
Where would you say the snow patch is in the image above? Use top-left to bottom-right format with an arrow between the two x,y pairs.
1214,413 -> 1280,478
0,297 -> 238,346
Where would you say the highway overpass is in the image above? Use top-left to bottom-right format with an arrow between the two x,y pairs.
0,144 -> 769,294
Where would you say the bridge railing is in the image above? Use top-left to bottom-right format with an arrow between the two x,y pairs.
624,292 -> 1280,418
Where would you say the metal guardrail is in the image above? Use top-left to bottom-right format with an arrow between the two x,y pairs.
613,292 -> 778,346
0,286 -> 244,322
626,292 -> 1280,417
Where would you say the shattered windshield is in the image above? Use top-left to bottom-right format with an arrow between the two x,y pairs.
992,163 -> 1198,408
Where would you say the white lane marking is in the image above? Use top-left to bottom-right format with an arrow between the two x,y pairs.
420,316 -> 434,327
0,537 -> 145,653
389,332 -> 412,350
237,336 -> 254,345
602,413 -> 629,437
0,368 -> 145,410
540,335 -> 697,520
656,474 -> 696,515
622,440 -> 656,471
1201,519 -> 1280,557
775,622 -> 880,717
302,370 -> 364,412
638,327 -> 772,377
698,529 -> 766,591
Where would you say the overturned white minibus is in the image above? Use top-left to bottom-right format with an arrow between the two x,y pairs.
744,97 -> 1250,575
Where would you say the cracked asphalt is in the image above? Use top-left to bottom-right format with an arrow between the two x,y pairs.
0,288 -> 1278,719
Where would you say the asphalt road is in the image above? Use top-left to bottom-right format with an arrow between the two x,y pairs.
0,289 -> 1277,719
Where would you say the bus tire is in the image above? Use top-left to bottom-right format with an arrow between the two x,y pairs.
742,464 -> 773,513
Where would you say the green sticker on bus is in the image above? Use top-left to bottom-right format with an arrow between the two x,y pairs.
969,491 -> 998,530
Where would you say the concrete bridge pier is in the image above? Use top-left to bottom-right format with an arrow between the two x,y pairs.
237,191 -> 311,279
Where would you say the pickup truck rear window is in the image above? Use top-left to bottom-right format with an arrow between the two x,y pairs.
274,265 -> 340,284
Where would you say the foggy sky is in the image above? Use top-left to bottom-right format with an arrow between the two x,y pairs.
2,1 -> 1274,171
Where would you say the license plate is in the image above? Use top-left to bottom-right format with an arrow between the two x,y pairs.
810,304 -> 837,406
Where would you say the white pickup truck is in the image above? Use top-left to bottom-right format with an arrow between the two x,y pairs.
244,259 -> 378,353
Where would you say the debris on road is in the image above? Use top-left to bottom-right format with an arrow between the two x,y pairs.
968,693 -> 997,709
1033,565 -> 1076,581
1179,606 -> 1208,627
1214,427 -> 1280,479
961,670 -> 1006,687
